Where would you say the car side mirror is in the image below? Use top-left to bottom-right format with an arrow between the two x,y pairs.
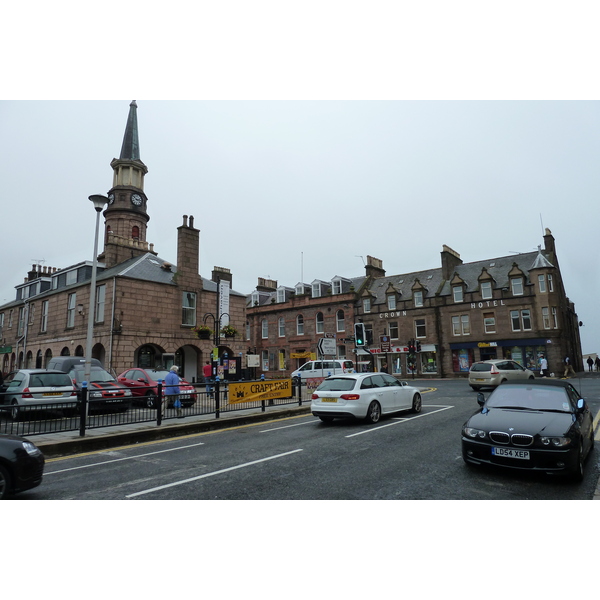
477,392 -> 485,406
577,398 -> 586,412
137,378 -> 146,383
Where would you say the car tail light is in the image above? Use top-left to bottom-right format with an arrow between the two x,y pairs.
340,394 -> 360,400
71,386 -> 78,397
490,365 -> 500,374
311,394 -> 319,400
22,387 -> 33,399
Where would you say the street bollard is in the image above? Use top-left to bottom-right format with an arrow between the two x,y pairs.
215,376 -> 220,419
79,382 -> 88,437
157,380 -> 163,426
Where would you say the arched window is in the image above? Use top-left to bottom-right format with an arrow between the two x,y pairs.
336,309 -> 345,332
316,312 -> 324,334
261,319 -> 269,339
296,314 -> 304,335
132,226 -> 140,240
61,346 -> 70,356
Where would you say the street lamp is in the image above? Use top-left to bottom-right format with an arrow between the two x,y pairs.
83,194 -> 108,389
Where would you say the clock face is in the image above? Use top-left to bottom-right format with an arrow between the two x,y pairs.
131,193 -> 143,206
108,193 -> 115,204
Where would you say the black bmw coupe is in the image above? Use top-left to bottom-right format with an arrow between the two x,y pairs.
462,379 -> 595,481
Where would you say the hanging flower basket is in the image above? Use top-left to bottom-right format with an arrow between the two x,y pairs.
220,325 -> 238,338
192,325 -> 212,340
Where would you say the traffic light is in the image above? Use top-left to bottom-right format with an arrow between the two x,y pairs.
416,341 -> 422,352
354,323 -> 366,346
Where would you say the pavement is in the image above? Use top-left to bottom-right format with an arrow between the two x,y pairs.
30,374 -> 600,500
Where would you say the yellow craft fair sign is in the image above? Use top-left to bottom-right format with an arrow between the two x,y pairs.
228,379 -> 293,404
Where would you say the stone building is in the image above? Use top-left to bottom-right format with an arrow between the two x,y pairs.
0,102 -> 246,381
247,234 -> 582,379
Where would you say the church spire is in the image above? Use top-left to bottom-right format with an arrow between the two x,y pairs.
119,100 -> 141,161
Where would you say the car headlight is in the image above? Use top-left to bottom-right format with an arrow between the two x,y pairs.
540,436 -> 571,447
463,427 -> 487,439
22,441 -> 41,456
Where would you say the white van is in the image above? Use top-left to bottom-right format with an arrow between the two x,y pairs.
291,360 -> 355,381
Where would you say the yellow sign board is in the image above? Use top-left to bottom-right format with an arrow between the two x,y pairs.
228,379 -> 293,404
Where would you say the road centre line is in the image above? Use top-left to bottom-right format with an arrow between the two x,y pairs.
125,449 -> 304,498
45,441 -> 206,475
345,405 -> 454,438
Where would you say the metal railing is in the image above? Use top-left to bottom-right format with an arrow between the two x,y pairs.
0,378 -> 314,438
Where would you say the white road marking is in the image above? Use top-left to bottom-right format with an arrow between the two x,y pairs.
125,448 -> 304,498
45,442 -> 206,475
260,419 -> 317,432
344,405 -> 454,438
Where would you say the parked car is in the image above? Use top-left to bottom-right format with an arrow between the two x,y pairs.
311,372 -> 422,424
462,380 -> 595,481
292,360 -> 355,383
468,359 -> 535,390
0,433 -> 45,499
117,368 -> 197,408
46,357 -> 132,412
0,369 -> 78,421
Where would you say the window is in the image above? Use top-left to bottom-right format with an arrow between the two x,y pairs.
453,286 -> 463,303
387,295 -> 396,310
483,312 -> 495,333
312,283 -> 321,298
182,292 -> 196,326
316,312 -> 324,334
95,284 -> 106,323
547,274 -> 554,292
279,349 -> 286,370
295,284 -> 305,295
461,314 -> 470,335
521,309 -> 531,330
511,277 -> 523,295
538,274 -> 546,293
261,318 -> 268,339
552,307 -> 558,329
296,314 -> 304,335
452,316 -> 461,336
389,321 -> 398,339
132,226 -> 140,239
278,317 -> 285,337
41,300 -> 48,332
66,270 -> 77,285
336,310 -> 345,332
481,281 -> 492,300
67,293 -> 76,328
415,318 -> 426,338
332,280 -> 342,295
363,297 -> 371,313
511,310 -> 520,331
17,307 -> 25,336
414,290 -> 423,307
542,307 -> 550,329
277,288 -> 286,303
251,291 -> 259,306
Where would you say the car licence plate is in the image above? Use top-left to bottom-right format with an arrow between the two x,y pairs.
474,378 -> 485,382
43,392 -> 62,396
492,447 -> 530,460
321,398 -> 337,403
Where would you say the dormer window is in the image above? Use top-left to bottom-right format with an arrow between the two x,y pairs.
312,283 -> 321,298
276,288 -> 286,303
332,280 -> 342,295
511,277 -> 524,296
387,295 -> 396,310
414,290 -> 423,307
480,281 -> 492,300
251,291 -> 259,306
452,286 -> 463,303
295,284 -> 305,295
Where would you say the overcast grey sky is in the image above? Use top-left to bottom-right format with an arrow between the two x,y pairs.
1,100 -> 598,353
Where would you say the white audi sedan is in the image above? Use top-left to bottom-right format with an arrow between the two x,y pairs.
311,373 -> 422,424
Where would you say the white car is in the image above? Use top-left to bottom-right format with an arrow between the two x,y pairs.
311,373 -> 422,424
292,360 -> 355,382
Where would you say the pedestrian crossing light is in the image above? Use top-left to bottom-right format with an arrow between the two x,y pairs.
354,323 -> 366,346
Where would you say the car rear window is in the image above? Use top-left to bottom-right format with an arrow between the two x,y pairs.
30,373 -> 72,387
470,363 -> 492,372
316,378 -> 356,392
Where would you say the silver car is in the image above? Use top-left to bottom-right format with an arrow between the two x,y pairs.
468,360 -> 535,391
0,369 -> 78,421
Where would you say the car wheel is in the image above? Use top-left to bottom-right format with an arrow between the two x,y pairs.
10,400 -> 20,422
411,393 -> 422,413
145,393 -> 158,409
319,416 -> 334,424
365,401 -> 381,424
470,385 -> 481,391
571,442 -> 585,482
0,464 -> 11,499
528,376 -> 535,380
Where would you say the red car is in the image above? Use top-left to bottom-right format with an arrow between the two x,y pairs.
117,368 -> 197,408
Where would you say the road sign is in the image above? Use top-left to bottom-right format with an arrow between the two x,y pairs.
317,337 -> 337,355
380,335 -> 391,352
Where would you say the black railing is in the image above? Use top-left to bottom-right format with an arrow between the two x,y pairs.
0,378 -> 313,438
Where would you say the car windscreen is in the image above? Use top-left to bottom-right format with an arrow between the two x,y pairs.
486,385 -> 572,412
316,378 -> 357,392
72,367 -> 117,383
30,373 -> 73,387
146,371 -> 169,381
470,363 -> 492,372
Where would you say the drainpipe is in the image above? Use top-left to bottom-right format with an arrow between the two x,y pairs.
108,277 -> 117,372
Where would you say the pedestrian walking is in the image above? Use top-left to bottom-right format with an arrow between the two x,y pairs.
563,356 -> 576,378
203,360 -> 213,396
595,356 -> 600,372
586,356 -> 594,372
381,362 -> 388,373
164,365 -> 182,418
540,356 -> 549,378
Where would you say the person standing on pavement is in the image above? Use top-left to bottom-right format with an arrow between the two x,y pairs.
164,365 -> 182,418
563,356 -> 576,378
203,360 -> 213,396
587,356 -> 594,372
540,355 -> 549,378
595,356 -> 600,372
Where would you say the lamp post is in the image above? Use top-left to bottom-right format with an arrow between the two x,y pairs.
83,194 -> 108,389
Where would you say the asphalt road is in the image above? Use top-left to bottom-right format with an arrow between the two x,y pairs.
15,379 -> 600,500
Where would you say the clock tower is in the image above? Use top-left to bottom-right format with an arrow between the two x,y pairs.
100,100 -> 156,267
